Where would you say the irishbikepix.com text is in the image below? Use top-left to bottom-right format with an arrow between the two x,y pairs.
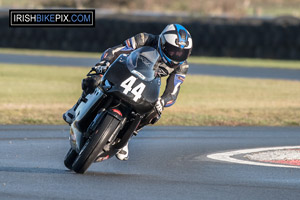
9,9 -> 95,27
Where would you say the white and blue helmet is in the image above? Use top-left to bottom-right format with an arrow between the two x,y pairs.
158,24 -> 193,67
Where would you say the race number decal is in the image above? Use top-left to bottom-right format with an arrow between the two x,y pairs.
131,83 -> 146,102
120,76 -> 136,95
120,76 -> 146,102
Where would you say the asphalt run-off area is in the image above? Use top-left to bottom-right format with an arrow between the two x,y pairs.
1,53 -> 300,199
1,126 -> 300,200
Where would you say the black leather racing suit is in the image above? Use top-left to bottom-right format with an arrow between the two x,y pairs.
82,33 -> 189,127
99,32 -> 189,109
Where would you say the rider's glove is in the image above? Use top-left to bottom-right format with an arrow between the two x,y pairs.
92,60 -> 110,74
155,97 -> 164,115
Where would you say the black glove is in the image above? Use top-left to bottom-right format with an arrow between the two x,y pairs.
92,60 -> 110,74
81,75 -> 102,94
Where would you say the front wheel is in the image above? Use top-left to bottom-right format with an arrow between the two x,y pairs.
64,148 -> 78,170
72,112 -> 120,174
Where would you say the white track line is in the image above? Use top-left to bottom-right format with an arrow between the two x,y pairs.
207,146 -> 300,169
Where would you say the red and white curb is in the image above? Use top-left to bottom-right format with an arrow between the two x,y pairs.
207,146 -> 300,169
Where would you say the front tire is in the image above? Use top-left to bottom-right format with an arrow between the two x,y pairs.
64,148 -> 78,170
72,113 -> 120,174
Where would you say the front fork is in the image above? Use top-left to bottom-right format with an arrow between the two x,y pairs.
113,113 -> 142,150
94,111 -> 142,162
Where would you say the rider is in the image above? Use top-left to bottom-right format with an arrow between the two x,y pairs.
63,24 -> 193,161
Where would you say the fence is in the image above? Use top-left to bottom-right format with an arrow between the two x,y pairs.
1,14 -> 300,59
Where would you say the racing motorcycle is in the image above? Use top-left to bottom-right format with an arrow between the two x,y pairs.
64,46 -> 161,174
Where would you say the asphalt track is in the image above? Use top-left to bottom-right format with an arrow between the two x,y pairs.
1,53 -> 300,199
1,126 -> 300,200
1,53 -> 300,80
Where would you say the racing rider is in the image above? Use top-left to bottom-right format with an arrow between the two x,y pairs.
63,24 -> 193,161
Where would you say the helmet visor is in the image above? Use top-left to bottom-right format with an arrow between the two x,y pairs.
162,42 -> 190,62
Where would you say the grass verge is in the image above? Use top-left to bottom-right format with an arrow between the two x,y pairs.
1,63 -> 299,126
158,75 -> 300,126
1,48 -> 300,69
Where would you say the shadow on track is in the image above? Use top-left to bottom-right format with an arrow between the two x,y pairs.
83,171 -> 145,178
0,166 -> 149,178
0,166 -> 67,174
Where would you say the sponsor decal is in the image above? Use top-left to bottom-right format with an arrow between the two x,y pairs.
131,70 -> 146,80
178,75 -> 185,82
9,9 -> 95,27
174,74 -> 185,86
126,39 -> 131,48
102,52 -> 108,59
166,100 -> 173,105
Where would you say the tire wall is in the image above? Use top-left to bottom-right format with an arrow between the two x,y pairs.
1,15 -> 300,59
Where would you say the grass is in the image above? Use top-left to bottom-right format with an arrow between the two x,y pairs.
158,76 -> 300,126
1,48 -> 300,69
0,63 -> 299,126
0,64 -> 86,124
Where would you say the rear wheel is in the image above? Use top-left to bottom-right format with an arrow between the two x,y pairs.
72,112 -> 120,174
64,148 -> 78,170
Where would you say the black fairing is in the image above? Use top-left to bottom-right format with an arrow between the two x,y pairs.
100,49 -> 160,114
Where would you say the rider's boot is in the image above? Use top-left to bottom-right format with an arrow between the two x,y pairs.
115,119 -> 150,161
116,142 -> 129,161
115,110 -> 161,160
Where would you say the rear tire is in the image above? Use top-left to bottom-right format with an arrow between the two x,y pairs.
72,113 -> 120,174
64,148 -> 78,170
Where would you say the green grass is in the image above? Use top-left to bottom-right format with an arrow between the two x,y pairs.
1,63 -> 299,126
1,48 -> 300,69
158,75 -> 300,126
0,64 -> 86,124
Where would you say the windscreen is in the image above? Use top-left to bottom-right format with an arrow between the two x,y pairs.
126,46 -> 159,81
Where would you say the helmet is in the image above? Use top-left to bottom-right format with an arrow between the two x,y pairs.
158,24 -> 193,67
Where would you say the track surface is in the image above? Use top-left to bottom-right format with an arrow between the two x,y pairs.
1,126 -> 300,200
1,53 -> 300,80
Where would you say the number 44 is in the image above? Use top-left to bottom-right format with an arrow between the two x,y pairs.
120,76 -> 146,102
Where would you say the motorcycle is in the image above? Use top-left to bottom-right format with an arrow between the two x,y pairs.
64,46 -> 161,174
